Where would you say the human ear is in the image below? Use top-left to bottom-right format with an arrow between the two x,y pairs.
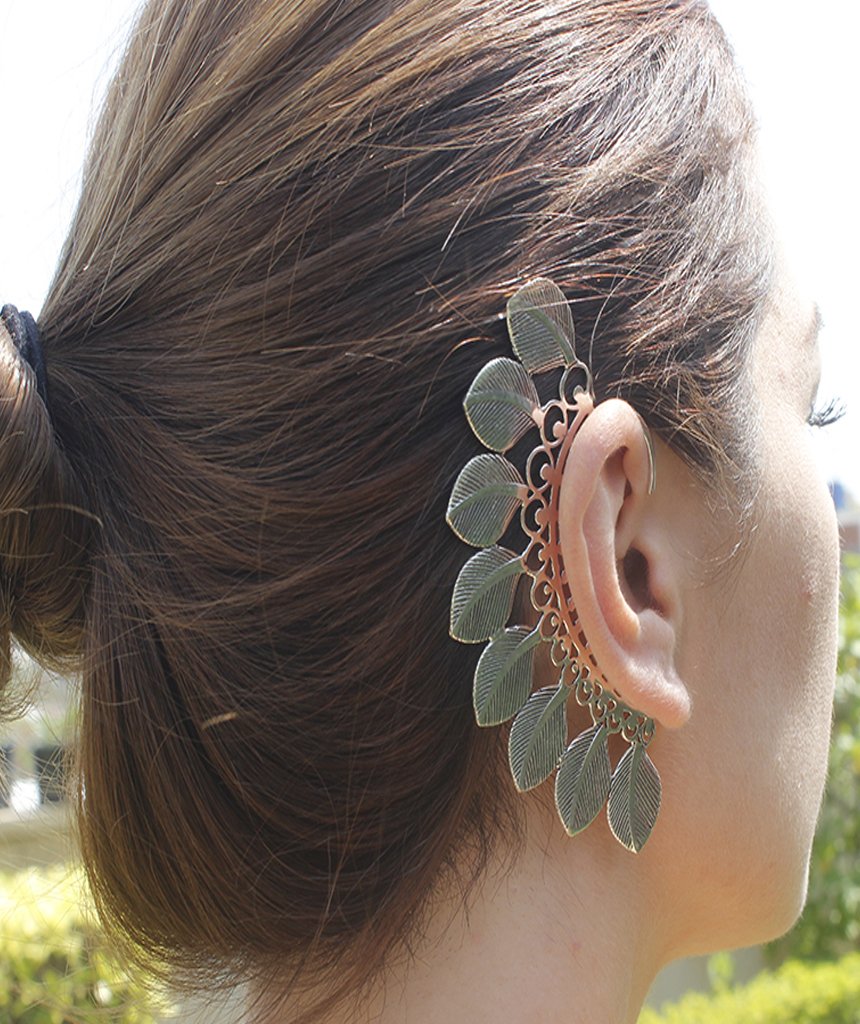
558,398 -> 691,730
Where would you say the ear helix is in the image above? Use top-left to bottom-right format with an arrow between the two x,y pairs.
445,278 -> 662,853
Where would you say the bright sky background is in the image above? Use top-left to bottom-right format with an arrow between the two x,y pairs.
1,1 -> 858,495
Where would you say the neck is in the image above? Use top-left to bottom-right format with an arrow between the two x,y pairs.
260,792 -> 671,1024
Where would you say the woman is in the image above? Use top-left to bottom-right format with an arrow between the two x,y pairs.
0,0 -> 841,1021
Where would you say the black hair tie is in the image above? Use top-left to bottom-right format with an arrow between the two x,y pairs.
1,304 -> 51,413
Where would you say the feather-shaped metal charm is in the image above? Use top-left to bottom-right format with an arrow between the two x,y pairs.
464,357 -> 540,452
445,276 -> 661,853
446,453 -> 526,547
607,743 -> 662,853
473,625 -> 543,726
450,545 -> 523,643
555,723 -> 612,836
508,683 -> 570,791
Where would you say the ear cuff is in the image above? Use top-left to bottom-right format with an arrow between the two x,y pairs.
445,278 -> 661,852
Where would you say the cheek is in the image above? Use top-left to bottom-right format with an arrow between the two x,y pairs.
796,522 -> 840,650
797,494 -> 840,712
680,459 -> 838,941
771,441 -> 840,667
752,435 -> 839,807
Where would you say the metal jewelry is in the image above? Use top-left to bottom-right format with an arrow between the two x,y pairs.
445,278 -> 661,852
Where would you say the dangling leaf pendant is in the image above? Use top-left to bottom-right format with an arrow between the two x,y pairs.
473,626 -> 543,727
607,742 -> 661,853
508,683 -> 570,791
555,723 -> 612,836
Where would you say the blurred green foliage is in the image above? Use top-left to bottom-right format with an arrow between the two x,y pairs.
764,552 -> 860,964
0,863 -> 173,1023
640,953 -> 860,1024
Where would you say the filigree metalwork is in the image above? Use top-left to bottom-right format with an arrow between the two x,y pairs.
446,277 -> 661,852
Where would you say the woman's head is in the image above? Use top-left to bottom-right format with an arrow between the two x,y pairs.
2,0 -> 826,1015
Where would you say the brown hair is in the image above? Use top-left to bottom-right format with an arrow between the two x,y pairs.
2,0 -> 771,1017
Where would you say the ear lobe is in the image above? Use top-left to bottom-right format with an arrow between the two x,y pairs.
559,398 -> 691,730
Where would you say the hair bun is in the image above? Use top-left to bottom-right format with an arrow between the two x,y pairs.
0,311 -> 93,712
0,305 -> 51,413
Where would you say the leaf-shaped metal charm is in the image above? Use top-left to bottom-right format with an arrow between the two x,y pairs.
473,625 -> 542,727
450,545 -> 523,643
508,682 -> 570,791
607,743 -> 662,853
554,723 -> 612,836
446,453 -> 525,547
506,278 -> 577,373
464,357 -> 540,452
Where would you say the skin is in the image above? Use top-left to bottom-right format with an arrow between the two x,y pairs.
268,256 -> 840,1024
